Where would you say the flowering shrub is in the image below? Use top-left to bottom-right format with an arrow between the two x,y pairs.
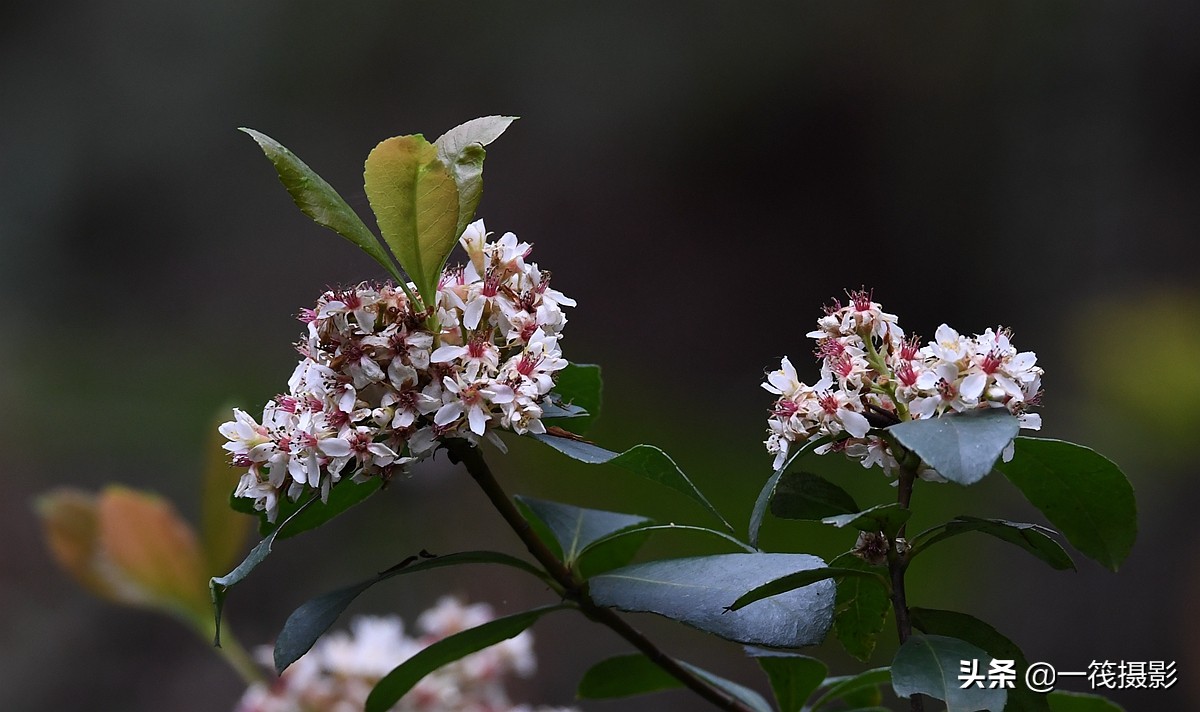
42,117 -> 1140,712
221,220 -> 573,521
236,600 -> 577,712
763,290 -> 1043,477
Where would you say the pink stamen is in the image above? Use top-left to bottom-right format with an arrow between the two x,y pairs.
516,352 -> 542,377
814,338 -> 845,360
773,399 -> 799,418
847,287 -> 874,312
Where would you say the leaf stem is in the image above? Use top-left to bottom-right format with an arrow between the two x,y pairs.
889,464 -> 924,712
446,440 -> 754,712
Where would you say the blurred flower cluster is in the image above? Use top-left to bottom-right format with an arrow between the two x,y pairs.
235,597 -> 578,712
763,289 -> 1043,478
221,220 -> 575,520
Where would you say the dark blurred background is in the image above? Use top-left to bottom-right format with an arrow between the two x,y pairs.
3,1 -> 1198,710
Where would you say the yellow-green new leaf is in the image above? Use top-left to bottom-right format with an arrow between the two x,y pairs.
240,128 -> 403,283
38,487 -> 213,633
364,135 -> 460,305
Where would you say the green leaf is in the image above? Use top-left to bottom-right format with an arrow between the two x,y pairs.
274,550 -> 545,673
232,478 -> 383,540
577,653 -> 683,698
239,128 -> 403,282
365,605 -> 562,712
887,410 -> 1020,485
891,634 -> 1007,712
915,516 -> 1075,571
910,608 -> 1050,712
727,565 -> 888,612
830,553 -> 891,663
1046,691 -> 1126,711
747,648 -> 827,712
434,116 -> 517,239
587,523 -> 756,557
531,433 -> 732,531
210,495 -> 320,645
363,135 -> 460,306
589,553 -> 835,648
748,436 -> 830,548
575,529 -> 650,578
822,503 -> 911,539
995,438 -> 1136,572
770,470 -> 860,521
683,661 -> 775,712
514,495 -> 651,566
809,667 -> 890,711
544,363 -> 602,435
577,653 -> 773,710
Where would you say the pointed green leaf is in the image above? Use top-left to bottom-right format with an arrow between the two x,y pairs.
365,605 -> 563,712
683,661 -> 775,712
274,550 -> 547,673
576,529 -> 651,578
910,608 -> 1050,712
891,634 -> 1007,712
364,135 -> 460,305
748,436 -> 830,548
210,495 -> 319,645
589,553 -> 835,648
995,438 -> 1136,571
915,516 -> 1075,571
239,128 -> 402,282
810,667 -> 890,711
1046,691 -> 1126,711
514,496 -> 651,565
434,115 -> 517,239
822,503 -> 911,539
231,477 -> 383,540
771,470 -> 860,521
829,553 -> 891,662
531,433 -> 732,531
727,565 -> 888,612
577,653 -> 683,698
747,648 -> 827,712
544,363 -> 602,435
888,410 -> 1020,485
587,523 -> 756,557
577,653 -> 773,711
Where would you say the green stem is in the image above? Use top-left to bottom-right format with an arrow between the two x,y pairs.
446,440 -> 754,712
889,464 -> 924,712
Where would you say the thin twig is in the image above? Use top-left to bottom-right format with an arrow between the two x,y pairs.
889,464 -> 924,712
446,440 -> 753,712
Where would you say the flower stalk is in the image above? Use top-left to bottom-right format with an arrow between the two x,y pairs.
446,440 -> 755,712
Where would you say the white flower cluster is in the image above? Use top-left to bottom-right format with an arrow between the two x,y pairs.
763,289 -> 1043,478
221,220 -> 575,520
234,597 -> 579,712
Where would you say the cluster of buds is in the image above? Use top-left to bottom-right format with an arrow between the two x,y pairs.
221,220 -> 574,520
235,598 -> 579,712
763,289 -> 1043,479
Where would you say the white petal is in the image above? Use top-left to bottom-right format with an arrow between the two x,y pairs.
960,373 -> 987,401
319,437 -> 352,457
431,345 -> 467,364
840,409 -> 871,438
434,402 -> 463,426
468,405 -> 489,435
